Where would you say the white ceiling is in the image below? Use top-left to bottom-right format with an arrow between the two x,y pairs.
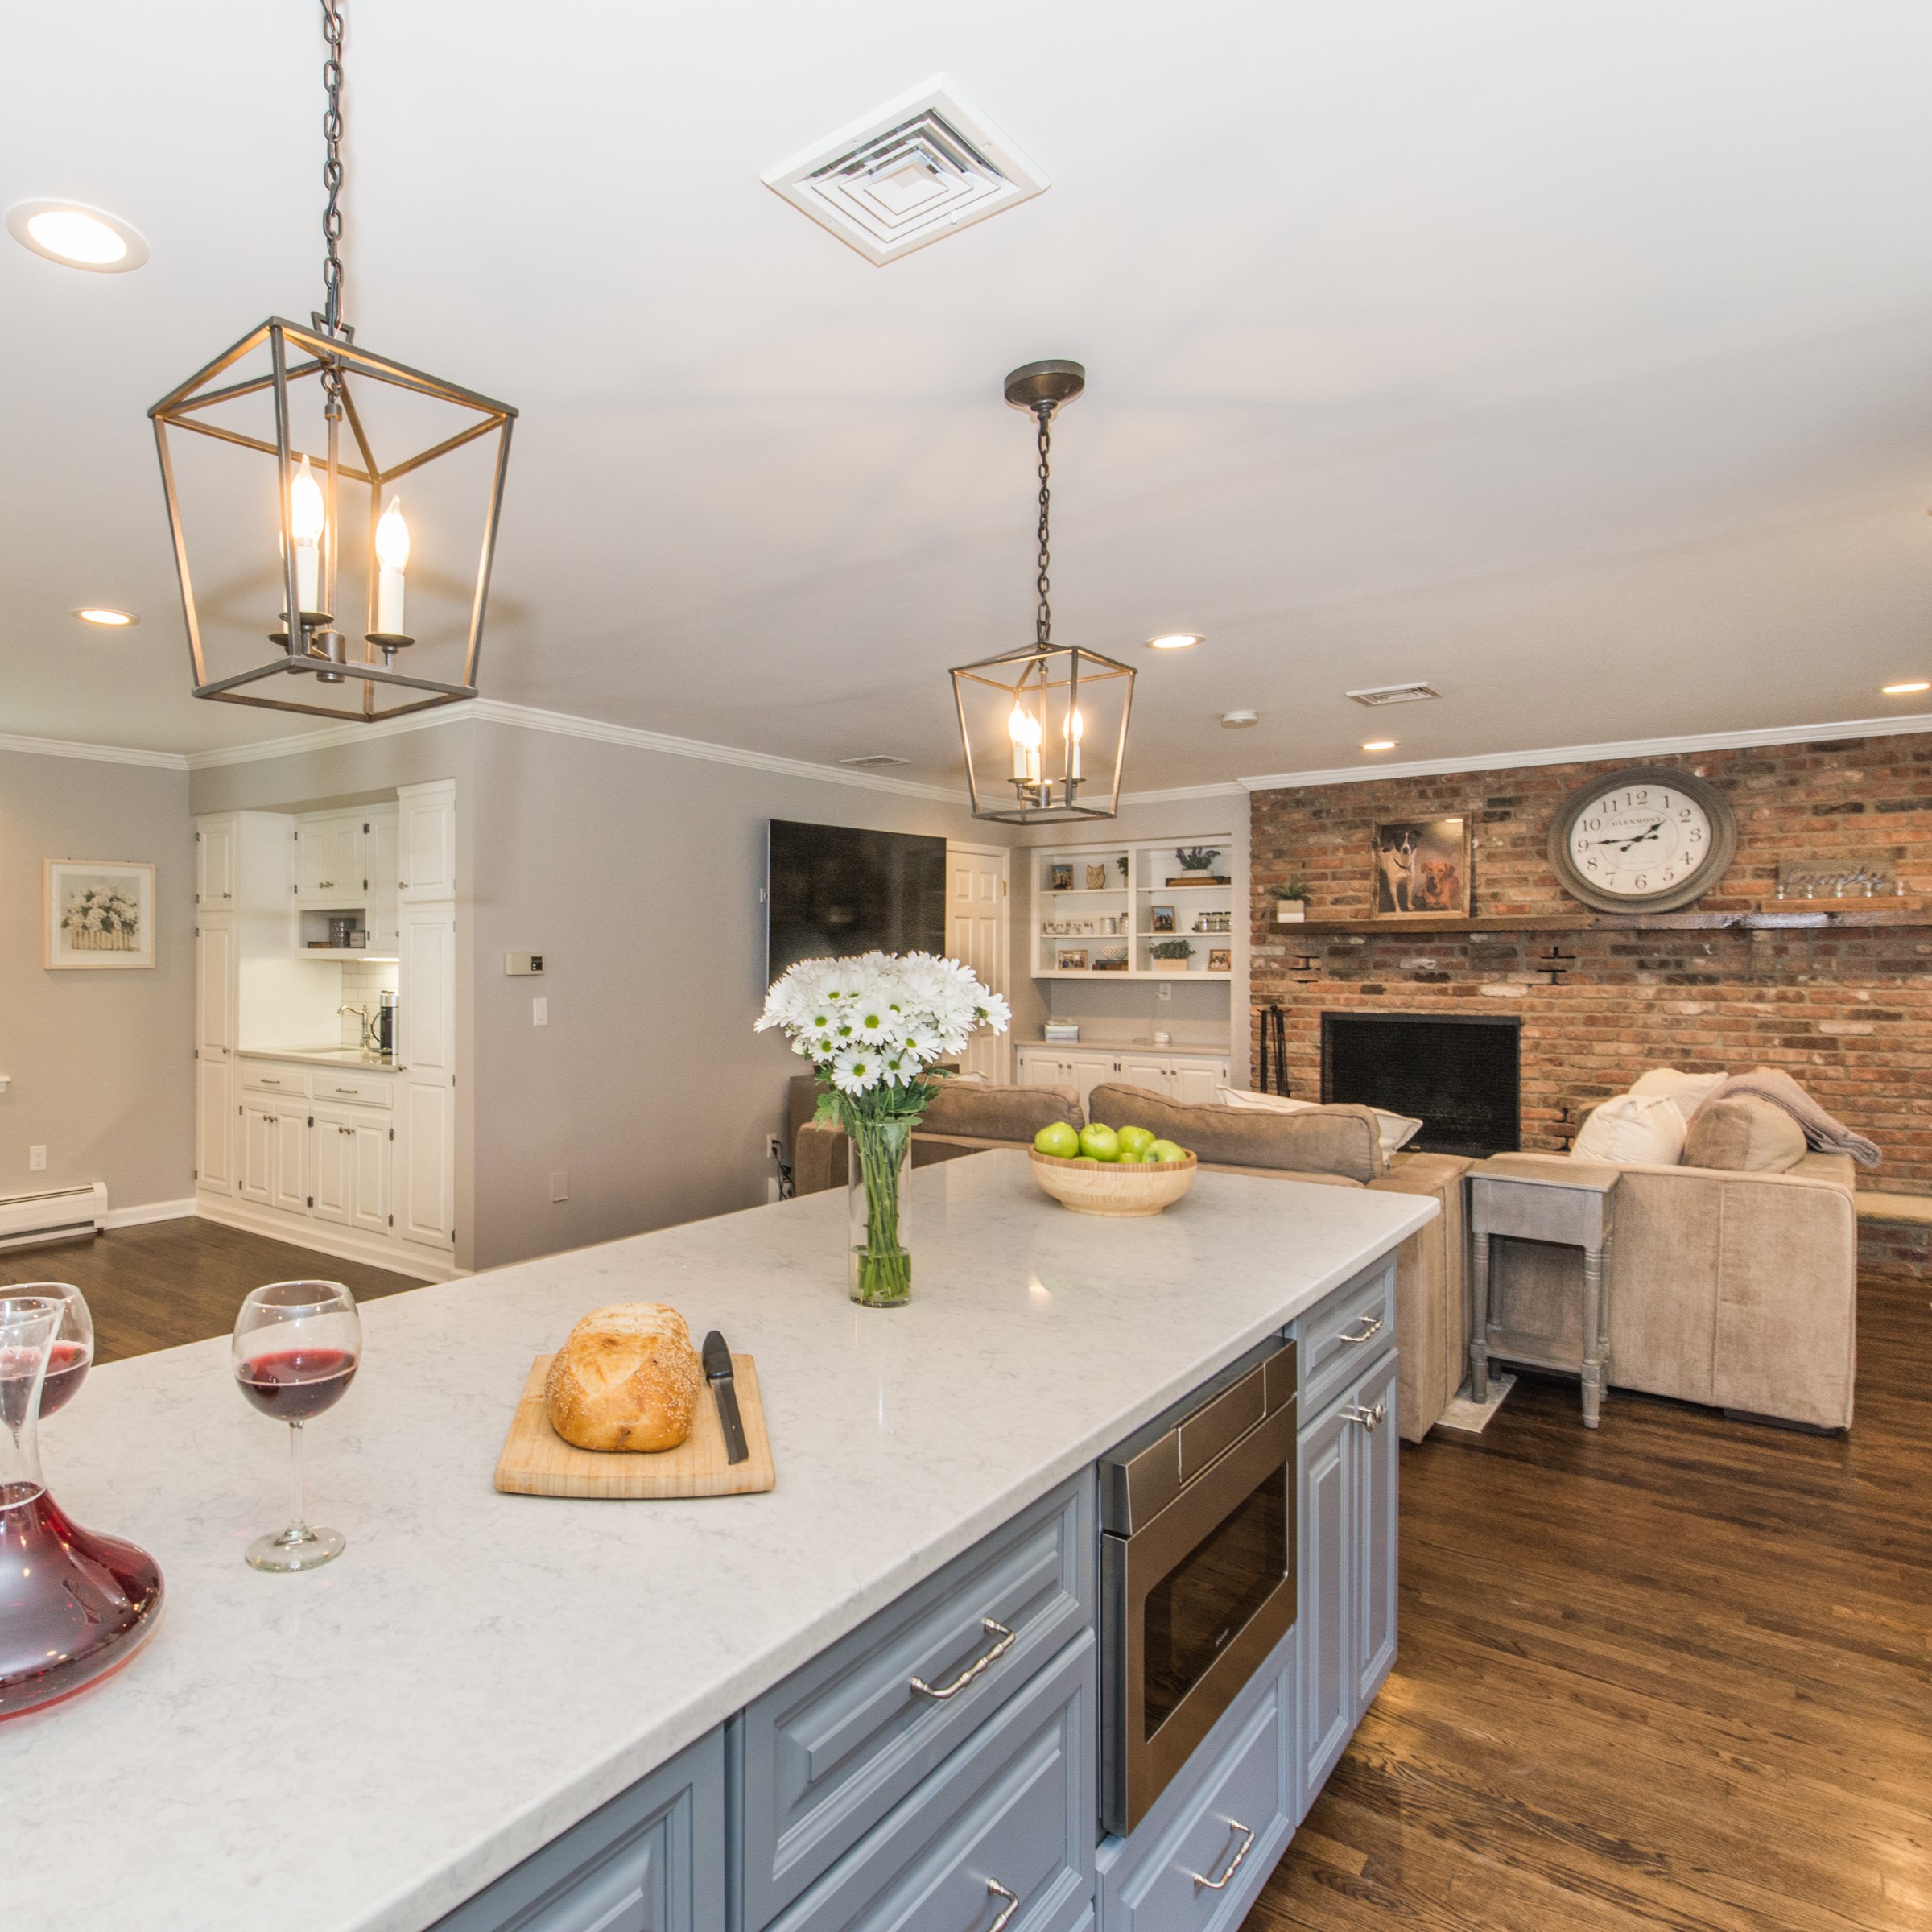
7,2 -> 1932,788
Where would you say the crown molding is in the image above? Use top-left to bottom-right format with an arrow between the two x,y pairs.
1117,780 -> 1249,807
0,730 -> 188,771
1239,712 -> 1932,791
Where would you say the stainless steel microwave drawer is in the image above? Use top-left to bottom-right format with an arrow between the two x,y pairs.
762,1632 -> 1095,1932
736,1470 -> 1095,1931
1296,1259 -> 1397,1416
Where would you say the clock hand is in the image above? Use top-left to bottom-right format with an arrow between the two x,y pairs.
1614,819 -> 1665,852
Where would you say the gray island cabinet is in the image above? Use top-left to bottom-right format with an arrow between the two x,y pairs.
433,1252 -> 1402,1932
13,1152 -> 1425,1932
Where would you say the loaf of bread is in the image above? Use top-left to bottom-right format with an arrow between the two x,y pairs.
545,1303 -> 705,1452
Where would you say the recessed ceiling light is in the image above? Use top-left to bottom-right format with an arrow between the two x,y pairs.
74,607 -> 138,627
1362,739 -> 1396,752
1221,709 -> 1258,729
7,200 -> 149,272
1146,632 -> 1203,651
1881,679 -> 1930,696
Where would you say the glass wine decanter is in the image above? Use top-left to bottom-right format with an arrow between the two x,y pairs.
0,1293 -> 164,1720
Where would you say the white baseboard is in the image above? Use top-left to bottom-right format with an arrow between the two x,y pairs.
105,1197 -> 197,1230
194,1195 -> 460,1282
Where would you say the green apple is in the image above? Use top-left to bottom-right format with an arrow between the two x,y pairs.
1078,1123 -> 1121,1163
1034,1121 -> 1080,1159
1072,1155 -> 1100,1166
1116,1125 -> 1156,1157
1148,1139 -> 1188,1164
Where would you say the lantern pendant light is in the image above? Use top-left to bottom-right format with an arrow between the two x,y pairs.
148,0 -> 516,722
951,361 -> 1136,824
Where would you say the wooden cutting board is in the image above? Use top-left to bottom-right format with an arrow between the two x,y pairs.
493,1353 -> 775,1499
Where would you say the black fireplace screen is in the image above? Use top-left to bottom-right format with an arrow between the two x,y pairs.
1321,1013 -> 1521,1156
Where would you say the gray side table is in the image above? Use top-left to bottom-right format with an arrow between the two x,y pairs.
1468,1155 -> 1620,1429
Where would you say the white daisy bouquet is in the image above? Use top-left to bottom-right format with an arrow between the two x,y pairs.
758,952 -> 1009,1305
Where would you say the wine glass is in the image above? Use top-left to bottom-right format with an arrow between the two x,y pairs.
7,1282 -> 94,1417
232,1280 -> 361,1573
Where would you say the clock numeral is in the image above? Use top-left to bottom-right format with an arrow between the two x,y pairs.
1634,875 -> 1648,889
1688,826 -> 1702,842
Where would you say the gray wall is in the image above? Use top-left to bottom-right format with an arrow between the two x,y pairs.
0,749 -> 196,1209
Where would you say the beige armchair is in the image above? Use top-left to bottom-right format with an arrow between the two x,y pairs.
1496,1151 -> 1857,1430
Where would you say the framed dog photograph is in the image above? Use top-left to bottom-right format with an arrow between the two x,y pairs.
1056,947 -> 1088,971
1372,818 -> 1469,917
1150,905 -> 1175,934
1208,947 -> 1232,972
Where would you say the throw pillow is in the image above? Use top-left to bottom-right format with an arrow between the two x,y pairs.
1629,1067 -> 1728,1109
1682,1096 -> 1807,1173
1216,1087 -> 1423,1158
1571,1093 -> 1689,1166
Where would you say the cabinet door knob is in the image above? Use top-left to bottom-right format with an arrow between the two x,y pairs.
1341,1400 -> 1387,1432
1190,1821 -> 1257,1891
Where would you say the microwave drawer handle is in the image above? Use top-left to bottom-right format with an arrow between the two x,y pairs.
1340,1313 -> 1385,1345
983,1880 -> 1022,1932
910,1618 -> 1016,1700
1190,1820 -> 1257,1891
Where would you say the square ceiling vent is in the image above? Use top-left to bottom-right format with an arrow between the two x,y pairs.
762,76 -> 1049,266
1347,682 -> 1441,708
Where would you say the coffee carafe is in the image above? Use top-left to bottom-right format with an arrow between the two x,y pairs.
376,990 -> 398,1056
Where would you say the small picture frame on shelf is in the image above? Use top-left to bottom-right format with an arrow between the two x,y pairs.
1085,863 -> 1109,890
1056,947 -> 1088,971
1048,863 -> 1074,893
1208,947 -> 1232,973
1150,905 -> 1175,933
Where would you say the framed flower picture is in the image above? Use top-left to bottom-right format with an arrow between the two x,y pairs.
46,861 -> 155,969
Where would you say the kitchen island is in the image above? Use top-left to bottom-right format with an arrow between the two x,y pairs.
8,1150 -> 1432,1932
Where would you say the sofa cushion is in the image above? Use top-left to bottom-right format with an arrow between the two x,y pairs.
1629,1067 -> 1728,1110
919,1080 -> 1080,1141
1215,1086 -> 1423,1158
1571,1092 -> 1688,1166
1683,1095 -> 1807,1174
1088,1083 -> 1384,1183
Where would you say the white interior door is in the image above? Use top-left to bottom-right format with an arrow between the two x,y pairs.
946,843 -> 1009,1083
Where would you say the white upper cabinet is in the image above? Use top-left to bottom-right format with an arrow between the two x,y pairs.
398,779 -> 456,902
294,811 -> 365,906
197,818 -> 237,906
363,807 -> 400,952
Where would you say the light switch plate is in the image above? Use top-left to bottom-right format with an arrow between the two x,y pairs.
532,997 -> 548,1026
550,1170 -> 568,1203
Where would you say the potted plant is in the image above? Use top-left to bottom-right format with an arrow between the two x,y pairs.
1175,847 -> 1221,877
1150,939 -> 1195,972
1275,877 -> 1311,923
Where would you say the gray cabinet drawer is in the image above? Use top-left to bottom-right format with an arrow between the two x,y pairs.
431,1728 -> 724,1932
738,1472 -> 1095,1930
1296,1260 -> 1395,1416
767,1633 -> 1095,1932
1098,1641 -> 1295,1932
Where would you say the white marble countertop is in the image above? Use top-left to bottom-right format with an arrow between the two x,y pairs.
237,1044 -> 398,1068
10,1151 -> 1432,1932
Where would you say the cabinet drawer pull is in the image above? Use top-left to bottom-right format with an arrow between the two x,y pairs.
909,1618 -> 1016,1700
1341,1401 -> 1387,1432
1340,1314 -> 1385,1345
982,1879 -> 1022,1932
334,1087 -> 359,1095
1190,1820 -> 1256,1891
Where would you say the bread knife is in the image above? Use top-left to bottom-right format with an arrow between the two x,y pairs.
701,1330 -> 749,1465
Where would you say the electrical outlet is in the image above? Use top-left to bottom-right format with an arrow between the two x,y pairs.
1155,981 -> 1172,1001
28,1145 -> 47,1172
550,1170 -> 568,1202
532,996 -> 548,1026
766,1135 -> 783,1163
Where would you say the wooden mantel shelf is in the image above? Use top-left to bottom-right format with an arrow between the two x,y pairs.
1277,906 -> 1932,935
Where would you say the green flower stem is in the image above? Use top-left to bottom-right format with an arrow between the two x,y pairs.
845,1109 -> 917,1307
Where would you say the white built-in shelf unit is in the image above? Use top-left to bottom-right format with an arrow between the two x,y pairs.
1032,835 -> 1236,979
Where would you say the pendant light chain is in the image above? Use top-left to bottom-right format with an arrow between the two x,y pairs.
320,0 -> 348,348
1034,407 -> 1053,650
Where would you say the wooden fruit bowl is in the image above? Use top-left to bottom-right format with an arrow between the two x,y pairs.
1029,1148 -> 1199,1216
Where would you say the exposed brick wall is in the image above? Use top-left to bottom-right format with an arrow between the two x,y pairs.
1249,733 -> 1932,1192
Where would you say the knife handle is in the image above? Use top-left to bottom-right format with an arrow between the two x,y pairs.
701,1329 -> 732,1380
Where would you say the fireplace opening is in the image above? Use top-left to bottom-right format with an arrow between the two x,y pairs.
1322,1013 -> 1521,1157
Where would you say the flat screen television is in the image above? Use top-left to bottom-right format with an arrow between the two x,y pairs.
766,820 -> 948,985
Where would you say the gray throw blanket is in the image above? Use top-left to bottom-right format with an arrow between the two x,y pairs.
1696,1069 -> 1882,1168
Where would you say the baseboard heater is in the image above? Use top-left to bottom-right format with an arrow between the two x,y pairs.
0,1183 -> 109,1250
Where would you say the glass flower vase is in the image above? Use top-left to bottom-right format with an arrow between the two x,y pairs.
0,1292 -> 163,1720
848,1117 -> 915,1308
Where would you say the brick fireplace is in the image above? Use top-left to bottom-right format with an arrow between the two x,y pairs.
1249,730 -> 1932,1191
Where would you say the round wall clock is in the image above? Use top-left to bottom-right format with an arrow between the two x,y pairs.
1546,766 -> 1737,914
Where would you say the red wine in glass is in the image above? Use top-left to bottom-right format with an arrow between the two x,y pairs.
10,1284 -> 93,1418
236,1348 -> 357,1421
38,1340 -> 90,1418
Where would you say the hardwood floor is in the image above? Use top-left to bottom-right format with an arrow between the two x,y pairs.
1245,1269 -> 1932,1932
0,1216 -> 423,1364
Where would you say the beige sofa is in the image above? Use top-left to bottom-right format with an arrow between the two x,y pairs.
786,1075 -> 1471,1444
1496,1149 -> 1858,1430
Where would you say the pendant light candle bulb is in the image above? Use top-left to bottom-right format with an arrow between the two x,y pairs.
1009,702 -> 1042,784
374,496 -> 410,635
288,455 -> 325,615
1064,704 -> 1083,781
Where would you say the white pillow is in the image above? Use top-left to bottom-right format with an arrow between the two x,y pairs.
1571,1093 -> 1688,1166
1628,1067 -> 1726,1110
1216,1088 -> 1424,1158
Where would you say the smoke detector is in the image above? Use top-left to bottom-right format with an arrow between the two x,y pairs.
1347,682 -> 1440,708
836,753 -> 913,770
762,77 -> 1050,266
1221,709 -> 1259,729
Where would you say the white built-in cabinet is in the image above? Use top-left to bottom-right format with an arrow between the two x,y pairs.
1015,1044 -> 1230,1112
194,778 -> 458,1279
